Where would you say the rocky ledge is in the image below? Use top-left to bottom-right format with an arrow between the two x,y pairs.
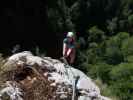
0,51 -> 111,100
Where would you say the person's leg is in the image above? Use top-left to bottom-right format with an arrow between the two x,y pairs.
69,49 -> 76,65
64,46 -> 68,56
63,46 -> 70,64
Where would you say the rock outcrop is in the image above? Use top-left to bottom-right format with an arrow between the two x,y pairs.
0,51 -> 111,100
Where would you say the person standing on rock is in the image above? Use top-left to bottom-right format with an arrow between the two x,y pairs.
63,32 -> 76,65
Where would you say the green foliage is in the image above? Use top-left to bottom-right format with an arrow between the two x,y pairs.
107,17 -> 118,34
128,14 -> 133,26
103,34 -> 123,64
95,78 -> 119,100
116,32 -> 130,40
23,0 -> 133,99
109,63 -> 133,100
127,56 -> 133,63
87,26 -> 105,43
87,63 -> 113,83
74,50 -> 88,72
47,0 -> 75,33
86,47 -> 99,64
121,37 -> 133,60
110,63 -> 133,81
76,31 -> 133,99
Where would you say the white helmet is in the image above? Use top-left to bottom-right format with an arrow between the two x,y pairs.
67,32 -> 74,37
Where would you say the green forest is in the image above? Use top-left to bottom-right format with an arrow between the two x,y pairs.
47,0 -> 133,100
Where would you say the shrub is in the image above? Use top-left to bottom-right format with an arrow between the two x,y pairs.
87,63 -> 113,83
109,63 -> 133,100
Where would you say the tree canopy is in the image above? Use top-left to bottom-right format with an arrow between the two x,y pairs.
46,0 -> 133,99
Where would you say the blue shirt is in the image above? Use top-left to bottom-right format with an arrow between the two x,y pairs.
63,38 -> 75,48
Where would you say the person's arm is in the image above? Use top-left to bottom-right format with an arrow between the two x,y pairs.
66,48 -> 72,57
63,43 -> 67,56
66,40 -> 75,57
